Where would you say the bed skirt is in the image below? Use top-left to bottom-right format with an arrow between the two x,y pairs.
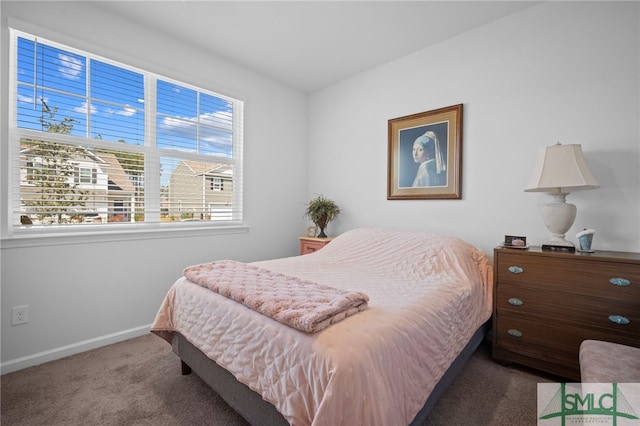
171,319 -> 491,426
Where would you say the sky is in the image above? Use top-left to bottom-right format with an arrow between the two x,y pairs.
16,34 -> 235,187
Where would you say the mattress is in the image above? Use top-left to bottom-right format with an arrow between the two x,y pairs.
151,227 -> 493,426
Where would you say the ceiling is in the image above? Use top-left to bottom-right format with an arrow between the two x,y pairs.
96,1 -> 540,93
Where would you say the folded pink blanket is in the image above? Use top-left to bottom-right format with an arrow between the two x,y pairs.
183,260 -> 369,333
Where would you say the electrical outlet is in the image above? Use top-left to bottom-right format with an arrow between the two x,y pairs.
12,305 -> 29,325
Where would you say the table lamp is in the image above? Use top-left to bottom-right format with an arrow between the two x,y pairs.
525,142 -> 599,251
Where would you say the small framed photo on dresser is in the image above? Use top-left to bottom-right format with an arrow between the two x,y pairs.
502,235 -> 528,249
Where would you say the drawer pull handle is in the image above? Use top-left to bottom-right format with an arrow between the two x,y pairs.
608,315 -> 630,325
508,266 -> 524,274
508,298 -> 523,306
609,277 -> 631,287
507,329 -> 522,338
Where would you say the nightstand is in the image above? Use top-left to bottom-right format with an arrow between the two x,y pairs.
492,246 -> 640,380
299,237 -> 334,255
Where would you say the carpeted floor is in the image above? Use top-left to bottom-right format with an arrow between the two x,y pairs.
1,334 -> 553,425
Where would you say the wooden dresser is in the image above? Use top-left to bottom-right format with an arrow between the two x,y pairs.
492,246 -> 640,380
299,236 -> 334,255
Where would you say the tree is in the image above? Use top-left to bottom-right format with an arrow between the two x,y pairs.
21,100 -> 88,224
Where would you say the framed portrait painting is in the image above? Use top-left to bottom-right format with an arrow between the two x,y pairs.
387,104 -> 463,200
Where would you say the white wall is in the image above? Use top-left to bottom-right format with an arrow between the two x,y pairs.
0,2 -> 309,372
308,1 -> 640,256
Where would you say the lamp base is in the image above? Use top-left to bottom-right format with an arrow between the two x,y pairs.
542,243 -> 576,252
542,237 -> 576,252
540,192 -> 577,253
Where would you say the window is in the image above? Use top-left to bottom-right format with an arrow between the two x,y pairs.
77,167 -> 96,184
9,30 -> 243,234
210,177 -> 223,191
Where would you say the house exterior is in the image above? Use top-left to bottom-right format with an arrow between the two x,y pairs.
167,160 -> 233,221
20,145 -> 231,225
98,151 -> 138,223
19,144 -> 137,224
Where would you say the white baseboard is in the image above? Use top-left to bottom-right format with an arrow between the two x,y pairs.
1,324 -> 152,375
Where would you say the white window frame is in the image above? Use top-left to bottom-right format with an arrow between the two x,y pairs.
3,28 -> 247,247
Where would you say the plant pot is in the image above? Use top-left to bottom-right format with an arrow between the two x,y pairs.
315,215 -> 328,238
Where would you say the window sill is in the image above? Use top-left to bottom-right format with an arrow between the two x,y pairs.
1,222 -> 250,249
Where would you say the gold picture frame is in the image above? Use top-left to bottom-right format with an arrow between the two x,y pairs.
387,104 -> 463,200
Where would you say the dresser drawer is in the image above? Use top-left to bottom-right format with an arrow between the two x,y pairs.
495,316 -> 578,369
300,240 -> 325,254
497,307 -> 639,352
495,315 -> 639,372
495,252 -> 640,300
495,282 -> 640,334
299,237 -> 334,255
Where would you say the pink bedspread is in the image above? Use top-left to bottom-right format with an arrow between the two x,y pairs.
183,260 -> 368,333
151,227 -> 493,426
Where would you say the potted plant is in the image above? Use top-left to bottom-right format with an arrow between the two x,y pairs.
304,195 -> 340,238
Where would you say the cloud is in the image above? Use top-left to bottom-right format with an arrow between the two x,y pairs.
74,101 -> 97,115
58,53 -> 84,80
75,102 -> 137,118
116,105 -> 137,117
18,94 -> 34,104
200,111 -> 232,129
158,110 -> 233,156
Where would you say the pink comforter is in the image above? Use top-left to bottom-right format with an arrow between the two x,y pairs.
151,227 -> 493,426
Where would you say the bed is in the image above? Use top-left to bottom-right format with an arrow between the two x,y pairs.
151,227 -> 493,426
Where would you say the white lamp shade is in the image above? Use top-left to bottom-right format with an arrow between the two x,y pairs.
525,143 -> 599,193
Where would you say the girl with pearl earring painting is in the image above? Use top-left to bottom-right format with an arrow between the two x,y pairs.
411,130 -> 446,187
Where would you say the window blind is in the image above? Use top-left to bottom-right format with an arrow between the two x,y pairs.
10,29 -> 243,232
